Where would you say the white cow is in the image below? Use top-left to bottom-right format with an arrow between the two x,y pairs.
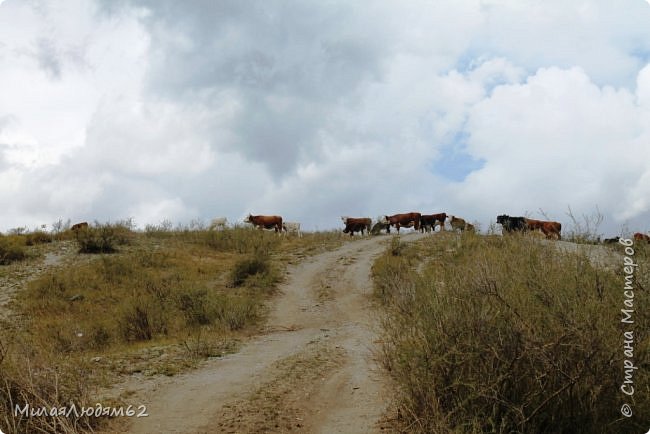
209,217 -> 228,230
283,222 -> 302,237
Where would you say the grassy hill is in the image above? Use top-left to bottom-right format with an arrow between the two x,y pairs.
372,232 -> 649,433
0,223 -> 342,433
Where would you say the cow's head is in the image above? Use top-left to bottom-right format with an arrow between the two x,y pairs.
244,214 -> 253,223
496,215 -> 508,225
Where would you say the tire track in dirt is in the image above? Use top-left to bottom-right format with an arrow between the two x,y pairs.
126,232 -> 426,434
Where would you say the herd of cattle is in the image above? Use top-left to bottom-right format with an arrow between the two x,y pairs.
242,213 -> 569,240
338,213 -> 561,238
66,214 -> 650,244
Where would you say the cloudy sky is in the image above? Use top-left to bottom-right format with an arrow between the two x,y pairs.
1,0 -> 649,235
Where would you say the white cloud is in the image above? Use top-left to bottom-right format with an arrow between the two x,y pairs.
458,65 -> 650,226
1,0 -> 650,236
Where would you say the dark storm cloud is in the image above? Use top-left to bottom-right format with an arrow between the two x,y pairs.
101,0 -> 388,177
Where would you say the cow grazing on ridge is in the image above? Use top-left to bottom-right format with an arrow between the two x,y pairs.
386,213 -> 421,233
209,217 -> 228,230
449,215 -> 476,232
71,222 -> 89,231
450,216 -> 476,232
420,213 -> 446,233
496,215 -> 527,234
342,217 -> 371,237
283,222 -> 302,237
524,218 -> 562,240
603,236 -> 620,244
634,232 -> 650,243
245,214 -> 283,232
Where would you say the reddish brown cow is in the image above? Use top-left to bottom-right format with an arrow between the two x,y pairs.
634,232 -> 650,243
420,213 -> 446,233
342,217 -> 371,237
71,222 -> 89,231
245,214 -> 283,232
524,218 -> 562,240
385,212 -> 421,233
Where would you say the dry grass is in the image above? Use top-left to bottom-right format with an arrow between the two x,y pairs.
373,231 -> 649,433
0,225 -> 343,433
0,234 -> 28,265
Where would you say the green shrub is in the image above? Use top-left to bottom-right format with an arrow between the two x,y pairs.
230,254 -> 270,287
75,222 -> 134,253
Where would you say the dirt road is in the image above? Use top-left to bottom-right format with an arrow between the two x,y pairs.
125,232 -> 425,434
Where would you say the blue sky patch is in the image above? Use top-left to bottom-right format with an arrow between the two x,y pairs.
430,146 -> 485,182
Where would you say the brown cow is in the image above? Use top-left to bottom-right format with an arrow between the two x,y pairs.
634,232 -> 650,243
71,222 -> 89,231
449,215 -> 475,232
245,214 -> 283,232
385,212 -> 421,233
342,217 -> 371,237
420,213 -> 446,233
524,218 -> 562,240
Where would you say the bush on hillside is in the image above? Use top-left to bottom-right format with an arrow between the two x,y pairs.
375,233 -> 649,433
25,230 -> 53,245
75,221 -> 134,253
0,234 -> 27,264
230,254 -> 271,287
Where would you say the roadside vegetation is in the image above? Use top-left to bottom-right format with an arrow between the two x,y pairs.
373,231 -> 649,433
0,222 -> 342,433
0,234 -> 28,265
